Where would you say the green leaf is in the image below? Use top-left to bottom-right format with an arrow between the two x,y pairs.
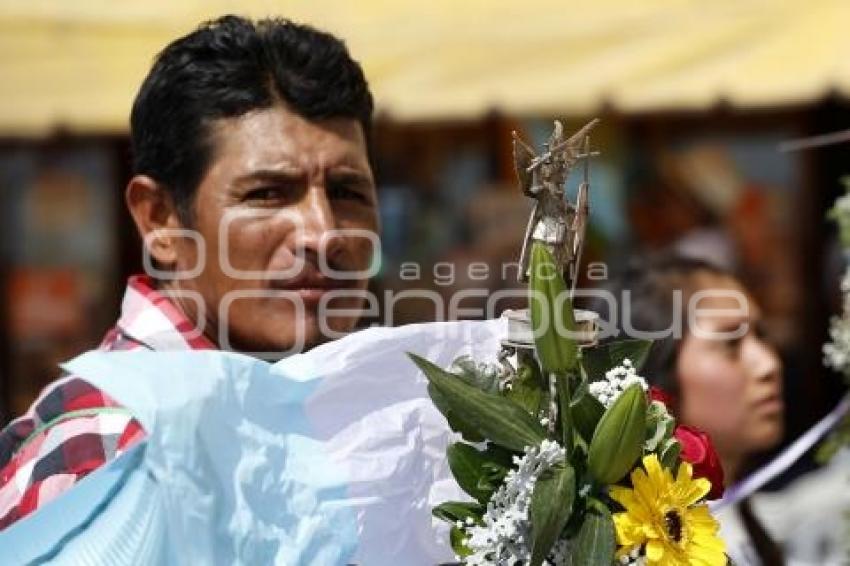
573,501 -> 616,566
829,176 -> 850,247
505,359 -> 545,415
432,501 -> 483,525
447,443 -> 504,503
644,400 -> 675,452
428,383 -> 485,443
660,437 -> 682,470
480,443 -> 516,469
411,354 -> 546,452
476,446 -> 512,491
529,462 -> 576,566
529,243 -> 578,373
450,525 -> 472,558
587,384 -> 647,485
570,381 -> 605,444
580,339 -> 653,381
449,355 -> 501,393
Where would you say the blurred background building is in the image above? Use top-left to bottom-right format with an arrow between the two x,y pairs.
1,0 -> 849,488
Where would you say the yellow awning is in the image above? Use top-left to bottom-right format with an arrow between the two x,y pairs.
0,0 -> 848,135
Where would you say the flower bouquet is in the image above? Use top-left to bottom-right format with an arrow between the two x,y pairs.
410,244 -> 727,565
821,176 -> 850,461
820,177 -> 850,561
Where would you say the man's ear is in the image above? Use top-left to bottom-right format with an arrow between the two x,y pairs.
125,175 -> 184,267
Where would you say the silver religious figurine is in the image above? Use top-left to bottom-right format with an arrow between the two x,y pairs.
496,119 -> 601,397
492,119 -> 602,434
512,118 -> 599,293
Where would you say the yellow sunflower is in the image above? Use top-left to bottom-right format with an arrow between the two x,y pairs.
609,454 -> 726,565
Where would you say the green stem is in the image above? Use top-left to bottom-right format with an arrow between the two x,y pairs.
555,371 -> 574,455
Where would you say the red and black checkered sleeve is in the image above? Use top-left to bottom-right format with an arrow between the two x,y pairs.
0,376 -> 145,530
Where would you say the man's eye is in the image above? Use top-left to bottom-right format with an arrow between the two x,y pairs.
328,181 -> 370,203
244,187 -> 287,202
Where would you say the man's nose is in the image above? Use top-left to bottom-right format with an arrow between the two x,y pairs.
293,185 -> 338,259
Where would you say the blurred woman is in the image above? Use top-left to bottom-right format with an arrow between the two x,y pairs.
589,254 -> 785,565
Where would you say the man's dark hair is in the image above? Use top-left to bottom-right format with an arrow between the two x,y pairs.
130,15 -> 374,221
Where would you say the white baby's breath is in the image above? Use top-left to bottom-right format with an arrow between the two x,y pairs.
824,267 -> 850,377
459,439 -> 571,565
618,545 -> 647,565
587,359 -> 648,408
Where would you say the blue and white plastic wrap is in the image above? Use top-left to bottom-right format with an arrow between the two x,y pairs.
0,318 -> 506,565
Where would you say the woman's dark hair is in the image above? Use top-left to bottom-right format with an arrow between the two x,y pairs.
130,15 -> 374,221
588,253 -> 732,405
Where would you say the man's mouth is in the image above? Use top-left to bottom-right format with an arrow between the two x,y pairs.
268,274 -> 352,304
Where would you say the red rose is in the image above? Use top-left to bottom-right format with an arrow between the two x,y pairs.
674,425 -> 725,500
649,386 -> 674,408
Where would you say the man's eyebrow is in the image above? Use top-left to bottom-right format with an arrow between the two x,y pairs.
232,169 -> 304,185
327,169 -> 373,182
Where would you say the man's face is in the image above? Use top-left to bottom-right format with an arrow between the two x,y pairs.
168,105 -> 379,356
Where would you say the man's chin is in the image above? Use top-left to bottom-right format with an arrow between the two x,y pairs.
224,325 -> 347,360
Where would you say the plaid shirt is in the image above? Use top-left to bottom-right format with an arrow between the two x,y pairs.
0,275 -> 215,530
